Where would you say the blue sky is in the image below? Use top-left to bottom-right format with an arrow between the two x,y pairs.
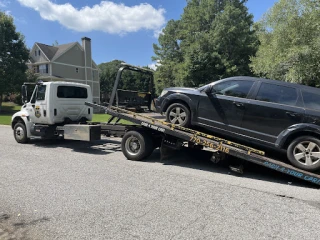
1,0 -> 278,68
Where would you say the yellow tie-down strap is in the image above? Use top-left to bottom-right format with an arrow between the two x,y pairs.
110,106 -> 265,156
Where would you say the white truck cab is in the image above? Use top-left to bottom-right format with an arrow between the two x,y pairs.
12,81 -> 93,143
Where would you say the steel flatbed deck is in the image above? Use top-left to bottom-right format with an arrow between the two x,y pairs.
86,102 -> 320,186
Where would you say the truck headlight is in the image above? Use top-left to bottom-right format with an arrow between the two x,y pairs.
160,90 -> 168,97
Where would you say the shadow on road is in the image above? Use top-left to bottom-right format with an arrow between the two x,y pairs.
29,138 -> 318,189
146,148 -> 319,189
30,138 -> 122,155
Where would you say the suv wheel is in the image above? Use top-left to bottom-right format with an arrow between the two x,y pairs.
287,136 -> 320,171
166,103 -> 191,127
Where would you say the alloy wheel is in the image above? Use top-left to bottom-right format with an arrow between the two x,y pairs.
168,107 -> 187,125
293,141 -> 320,166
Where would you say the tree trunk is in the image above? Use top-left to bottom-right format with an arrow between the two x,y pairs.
0,94 -> 2,113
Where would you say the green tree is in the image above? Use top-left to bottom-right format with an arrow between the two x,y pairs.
153,0 -> 257,93
26,69 -> 38,82
250,0 -> 320,86
0,11 -> 29,111
99,60 -> 123,102
99,60 -> 153,102
52,40 -> 59,46
152,20 -> 182,93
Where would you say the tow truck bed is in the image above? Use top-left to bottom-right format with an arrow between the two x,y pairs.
85,102 -> 320,186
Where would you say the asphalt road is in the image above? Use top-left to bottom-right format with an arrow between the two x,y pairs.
1,125 -> 320,240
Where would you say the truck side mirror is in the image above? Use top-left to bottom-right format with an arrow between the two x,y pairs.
21,85 -> 27,104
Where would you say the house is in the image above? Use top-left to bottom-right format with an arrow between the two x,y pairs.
27,37 -> 100,104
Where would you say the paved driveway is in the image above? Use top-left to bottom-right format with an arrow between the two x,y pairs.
0,125 -> 320,239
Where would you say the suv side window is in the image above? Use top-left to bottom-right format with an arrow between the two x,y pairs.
212,80 -> 254,98
302,91 -> 320,111
255,83 -> 298,106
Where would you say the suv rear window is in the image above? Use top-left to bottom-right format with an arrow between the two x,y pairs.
302,91 -> 320,111
255,83 -> 297,106
57,86 -> 88,99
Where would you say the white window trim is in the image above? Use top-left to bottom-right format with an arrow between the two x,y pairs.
52,61 -> 99,70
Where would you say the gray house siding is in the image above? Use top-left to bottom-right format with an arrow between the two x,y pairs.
54,44 -> 85,66
51,63 -> 86,80
92,82 -> 100,99
32,45 -> 49,63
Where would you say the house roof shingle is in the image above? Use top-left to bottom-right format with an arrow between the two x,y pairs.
36,42 -> 77,61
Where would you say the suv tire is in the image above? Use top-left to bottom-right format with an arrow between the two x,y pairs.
287,136 -> 320,171
166,103 -> 191,128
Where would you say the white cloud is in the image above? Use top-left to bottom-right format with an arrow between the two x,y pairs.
148,60 -> 161,70
153,27 -> 164,38
17,0 -> 166,35
0,0 -> 10,7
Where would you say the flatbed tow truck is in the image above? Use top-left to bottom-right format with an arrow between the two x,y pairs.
12,63 -> 320,186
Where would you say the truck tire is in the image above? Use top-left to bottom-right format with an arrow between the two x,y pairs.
166,103 -> 191,127
121,131 -> 154,161
13,122 -> 29,144
287,136 -> 320,171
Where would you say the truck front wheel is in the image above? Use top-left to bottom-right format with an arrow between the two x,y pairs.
14,122 -> 29,144
121,131 -> 154,161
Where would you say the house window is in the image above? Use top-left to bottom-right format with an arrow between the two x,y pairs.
39,64 -> 49,74
38,50 -> 40,56
76,68 -> 79,73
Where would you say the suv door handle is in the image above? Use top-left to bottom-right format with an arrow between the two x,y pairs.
286,112 -> 301,118
233,102 -> 244,108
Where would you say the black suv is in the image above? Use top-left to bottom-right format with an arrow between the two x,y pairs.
155,76 -> 320,171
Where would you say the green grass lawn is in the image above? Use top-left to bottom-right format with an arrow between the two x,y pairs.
0,102 -> 132,125
0,114 -> 13,125
0,102 -> 22,125
91,114 -> 133,125
1,102 -> 22,112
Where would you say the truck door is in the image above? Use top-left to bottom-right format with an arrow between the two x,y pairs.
25,85 -> 48,124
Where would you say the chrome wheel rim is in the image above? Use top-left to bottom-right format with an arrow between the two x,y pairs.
293,141 -> 320,166
15,126 -> 24,141
168,107 -> 187,125
125,136 -> 141,156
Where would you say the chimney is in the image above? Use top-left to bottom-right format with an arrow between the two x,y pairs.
82,37 -> 92,84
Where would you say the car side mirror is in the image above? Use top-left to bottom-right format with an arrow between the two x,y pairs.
21,85 -> 28,104
204,86 -> 215,96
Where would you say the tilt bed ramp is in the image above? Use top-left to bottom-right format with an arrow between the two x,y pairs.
86,102 -> 320,186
